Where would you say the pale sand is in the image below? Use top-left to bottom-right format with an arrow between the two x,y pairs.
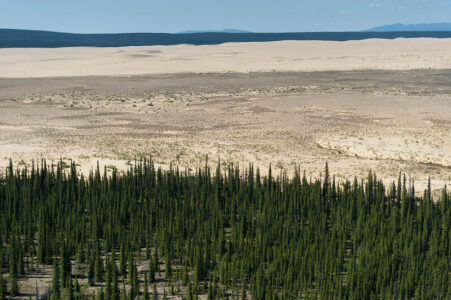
1,38 -> 451,78
0,38 -> 450,196
1,70 -> 450,195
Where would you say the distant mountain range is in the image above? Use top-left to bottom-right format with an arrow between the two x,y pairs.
1,28 -> 451,48
177,29 -> 252,34
366,23 -> 451,32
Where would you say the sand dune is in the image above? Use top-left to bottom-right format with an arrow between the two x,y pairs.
0,39 -> 450,194
1,38 -> 451,78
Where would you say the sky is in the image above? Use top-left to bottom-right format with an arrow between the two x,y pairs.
1,0 -> 450,33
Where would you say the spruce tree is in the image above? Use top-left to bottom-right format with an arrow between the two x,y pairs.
0,274 -> 6,300
52,259 -> 60,300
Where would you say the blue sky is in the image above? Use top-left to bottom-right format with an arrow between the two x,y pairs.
1,0 -> 450,33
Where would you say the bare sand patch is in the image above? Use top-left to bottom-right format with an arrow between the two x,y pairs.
0,70 -> 450,194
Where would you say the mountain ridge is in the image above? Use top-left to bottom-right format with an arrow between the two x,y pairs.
366,23 -> 451,32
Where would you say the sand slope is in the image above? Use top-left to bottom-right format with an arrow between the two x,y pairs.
0,71 -> 450,193
1,38 -> 451,78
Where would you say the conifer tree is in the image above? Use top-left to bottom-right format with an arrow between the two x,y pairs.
165,253 -> 172,279
152,282 -> 158,300
143,276 -> 150,300
61,245 -> 71,288
111,262 -> 120,300
149,257 -> 156,283
0,274 -> 6,300
52,259 -> 60,300
186,281 -> 193,300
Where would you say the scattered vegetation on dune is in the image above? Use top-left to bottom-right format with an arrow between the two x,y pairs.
0,159 -> 449,299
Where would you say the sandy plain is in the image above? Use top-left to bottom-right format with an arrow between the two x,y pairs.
1,38 -> 451,78
0,38 -> 450,198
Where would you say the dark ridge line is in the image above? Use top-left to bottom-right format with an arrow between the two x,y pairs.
1,29 -> 451,48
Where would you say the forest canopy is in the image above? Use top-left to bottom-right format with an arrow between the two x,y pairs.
0,159 -> 449,299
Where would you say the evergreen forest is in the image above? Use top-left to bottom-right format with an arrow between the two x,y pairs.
0,159 -> 449,299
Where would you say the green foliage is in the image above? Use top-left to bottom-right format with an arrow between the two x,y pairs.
52,259 -> 60,300
0,274 -> 6,300
0,159 -> 449,298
